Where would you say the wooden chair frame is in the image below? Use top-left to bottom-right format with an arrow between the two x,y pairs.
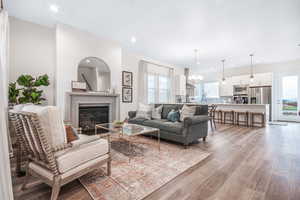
9,110 -> 111,200
208,104 -> 217,131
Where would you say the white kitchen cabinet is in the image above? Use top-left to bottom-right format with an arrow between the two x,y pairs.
231,73 -> 272,87
231,76 -> 248,85
250,73 -> 272,86
219,77 -> 233,96
175,75 -> 186,96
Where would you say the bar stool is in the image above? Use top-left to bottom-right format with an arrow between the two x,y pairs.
214,110 -> 223,123
235,110 -> 249,127
208,104 -> 217,131
223,110 -> 235,125
249,111 -> 265,127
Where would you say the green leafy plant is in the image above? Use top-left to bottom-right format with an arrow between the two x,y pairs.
8,82 -> 20,104
9,74 -> 50,105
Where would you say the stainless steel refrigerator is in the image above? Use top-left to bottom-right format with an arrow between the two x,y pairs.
249,86 -> 272,120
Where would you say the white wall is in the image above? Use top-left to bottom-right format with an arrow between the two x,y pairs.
56,24 -> 122,120
9,17 -> 186,121
121,51 -> 184,119
9,17 -> 55,105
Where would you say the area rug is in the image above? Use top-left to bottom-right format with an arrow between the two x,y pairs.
79,136 -> 210,200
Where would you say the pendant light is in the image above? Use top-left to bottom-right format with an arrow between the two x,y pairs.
250,54 -> 254,82
221,59 -> 226,85
194,49 -> 200,65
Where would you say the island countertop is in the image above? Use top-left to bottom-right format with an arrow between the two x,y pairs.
213,103 -> 269,106
212,103 -> 270,121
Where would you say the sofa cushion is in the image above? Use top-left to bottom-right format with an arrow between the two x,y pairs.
21,105 -> 67,148
162,105 -> 179,119
167,110 -> 180,122
180,105 -> 196,121
195,105 -> 208,115
55,139 -> 108,173
184,115 -> 209,127
136,103 -> 152,119
143,120 -> 183,135
128,117 -> 148,125
152,105 -> 163,119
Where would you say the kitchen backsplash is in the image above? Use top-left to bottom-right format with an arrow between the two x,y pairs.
200,97 -> 233,104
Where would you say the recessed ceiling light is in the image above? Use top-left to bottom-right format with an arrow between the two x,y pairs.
50,4 -> 59,13
131,36 -> 136,44
86,59 -> 91,63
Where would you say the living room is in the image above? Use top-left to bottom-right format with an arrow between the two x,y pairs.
1,0 -> 300,200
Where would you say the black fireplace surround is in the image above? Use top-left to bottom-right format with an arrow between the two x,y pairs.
79,105 -> 109,135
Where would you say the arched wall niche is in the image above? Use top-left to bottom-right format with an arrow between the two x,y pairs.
77,57 -> 111,92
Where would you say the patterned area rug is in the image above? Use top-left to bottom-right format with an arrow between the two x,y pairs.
79,136 -> 210,200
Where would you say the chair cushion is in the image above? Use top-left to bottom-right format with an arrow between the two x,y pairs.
28,154 -> 109,181
21,105 -> 67,148
143,120 -> 183,135
55,139 -> 108,173
71,134 -> 99,147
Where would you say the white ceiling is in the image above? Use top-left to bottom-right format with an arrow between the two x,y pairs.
6,0 -> 300,72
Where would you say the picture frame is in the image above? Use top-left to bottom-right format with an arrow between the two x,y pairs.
122,87 -> 132,103
122,71 -> 133,87
71,81 -> 87,92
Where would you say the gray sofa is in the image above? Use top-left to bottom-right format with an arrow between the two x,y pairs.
128,104 -> 209,147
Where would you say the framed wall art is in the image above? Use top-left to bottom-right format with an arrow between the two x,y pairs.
122,87 -> 132,103
71,81 -> 87,92
122,71 -> 133,87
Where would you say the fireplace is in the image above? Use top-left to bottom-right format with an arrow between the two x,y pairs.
67,92 -> 120,130
79,105 -> 109,135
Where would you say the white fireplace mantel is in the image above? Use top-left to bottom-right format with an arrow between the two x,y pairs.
65,92 -> 120,128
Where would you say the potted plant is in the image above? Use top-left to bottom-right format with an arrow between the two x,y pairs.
8,74 -> 50,105
8,82 -> 20,107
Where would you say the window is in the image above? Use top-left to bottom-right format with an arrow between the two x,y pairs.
159,76 -> 170,103
203,82 -> 219,98
147,74 -> 157,104
282,76 -> 298,115
147,74 -> 170,103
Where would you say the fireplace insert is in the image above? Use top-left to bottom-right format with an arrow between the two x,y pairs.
79,105 -> 109,135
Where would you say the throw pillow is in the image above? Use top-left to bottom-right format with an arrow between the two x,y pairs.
65,125 -> 79,143
152,105 -> 163,119
167,109 -> 180,122
162,105 -> 179,119
180,105 -> 196,121
136,103 -> 152,119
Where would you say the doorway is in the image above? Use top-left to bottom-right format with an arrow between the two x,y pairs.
276,74 -> 300,122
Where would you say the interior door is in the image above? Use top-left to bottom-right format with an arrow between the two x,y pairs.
277,74 -> 300,122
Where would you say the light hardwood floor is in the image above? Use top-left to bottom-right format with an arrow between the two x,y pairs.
11,123 -> 300,200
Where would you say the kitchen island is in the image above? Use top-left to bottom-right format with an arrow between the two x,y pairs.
213,103 -> 270,125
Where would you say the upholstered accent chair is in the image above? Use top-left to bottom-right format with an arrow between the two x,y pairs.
9,105 -> 111,200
